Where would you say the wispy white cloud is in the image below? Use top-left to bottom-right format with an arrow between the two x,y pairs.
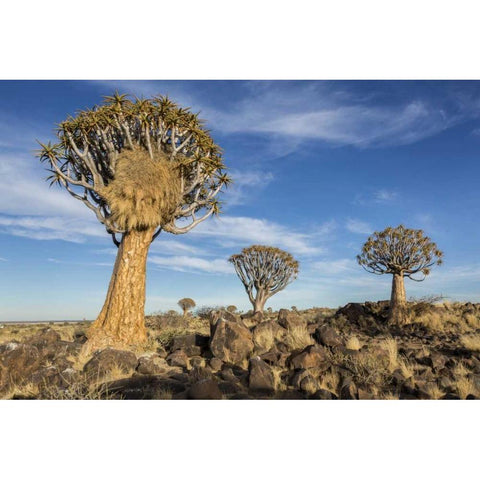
192,215 -> 326,255
0,257 -> 7,262
227,169 -> 274,206
149,255 -> 231,274
345,218 -> 372,235
0,215 -> 104,243
47,257 -> 111,267
93,81 -> 466,149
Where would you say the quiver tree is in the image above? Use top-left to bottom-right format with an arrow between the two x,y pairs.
357,225 -> 443,325
37,93 -> 229,353
229,245 -> 299,314
178,297 -> 196,316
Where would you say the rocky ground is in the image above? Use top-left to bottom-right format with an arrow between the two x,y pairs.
1,300 -> 479,399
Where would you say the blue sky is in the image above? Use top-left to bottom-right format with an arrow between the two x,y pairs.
1,80 -> 480,321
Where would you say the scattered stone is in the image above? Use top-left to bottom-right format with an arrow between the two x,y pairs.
136,354 -> 169,375
188,378 -> 223,399
210,319 -> 254,365
315,325 -> 343,348
83,348 -> 138,380
249,357 -> 275,392
171,334 -> 209,357
166,350 -> 190,369
277,309 -> 305,330
289,345 -> 329,370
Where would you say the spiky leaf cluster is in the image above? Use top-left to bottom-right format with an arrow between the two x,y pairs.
357,225 -> 443,281
229,245 -> 299,304
37,92 -> 230,243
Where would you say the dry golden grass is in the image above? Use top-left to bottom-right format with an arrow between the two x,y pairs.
460,334 -> 480,352
318,370 -> 341,396
345,336 -> 361,351
455,376 -> 477,399
253,328 -> 277,352
284,326 -> 314,350
0,382 -> 40,400
398,357 -> 415,379
425,383 -> 445,400
271,367 -> 287,392
379,337 -> 399,373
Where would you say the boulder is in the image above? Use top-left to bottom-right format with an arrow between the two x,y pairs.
289,345 -> 329,370
209,357 -> 224,371
340,377 -> 358,399
309,388 -> 337,400
26,327 -> 61,346
0,343 -> 42,388
277,309 -> 305,330
248,357 -> 275,393
314,325 -> 343,348
188,378 -> 223,399
136,354 -> 169,375
171,334 -> 209,357
166,350 -> 190,369
210,319 -> 254,365
83,348 -> 138,380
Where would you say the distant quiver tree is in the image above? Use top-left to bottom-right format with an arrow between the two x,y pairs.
178,297 -> 196,316
229,245 -> 299,314
37,93 -> 230,353
357,225 -> 443,325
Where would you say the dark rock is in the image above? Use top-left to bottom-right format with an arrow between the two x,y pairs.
209,357 -> 224,371
0,343 -> 41,388
73,330 -> 88,344
309,389 -> 338,400
218,381 -> 245,395
190,356 -> 206,368
289,344 -> 329,370
188,378 -> 223,399
171,334 -> 209,357
210,319 -> 254,365
26,327 -> 61,346
277,309 -> 305,330
101,375 -> 186,399
248,357 -> 275,392
166,350 -> 190,369
83,348 -> 138,380
315,325 -> 343,348
340,377 -> 358,399
136,354 -> 169,375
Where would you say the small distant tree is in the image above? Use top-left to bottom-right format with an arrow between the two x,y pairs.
226,305 -> 237,313
178,298 -> 196,316
229,245 -> 299,314
357,225 -> 443,325
37,93 -> 229,353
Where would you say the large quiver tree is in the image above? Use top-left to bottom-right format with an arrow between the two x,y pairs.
37,93 -> 229,353
357,225 -> 443,325
229,245 -> 299,314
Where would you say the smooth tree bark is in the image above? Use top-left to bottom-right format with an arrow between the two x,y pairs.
357,225 -> 443,327
85,227 -> 155,353
390,272 -> 407,325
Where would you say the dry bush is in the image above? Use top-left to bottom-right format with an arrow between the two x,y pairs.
253,328 -> 276,352
346,336 -> 361,351
271,367 -> 288,392
284,326 -> 314,350
460,334 -> 480,352
1,382 -> 40,400
318,370 -> 341,396
425,383 -> 445,400
379,338 -> 399,373
455,376 -> 477,399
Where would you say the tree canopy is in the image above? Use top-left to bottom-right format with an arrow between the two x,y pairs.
229,245 -> 299,311
37,92 -> 230,245
357,225 -> 443,281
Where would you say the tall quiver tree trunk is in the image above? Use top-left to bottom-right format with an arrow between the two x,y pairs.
84,227 -> 155,354
253,289 -> 268,314
389,271 -> 407,325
